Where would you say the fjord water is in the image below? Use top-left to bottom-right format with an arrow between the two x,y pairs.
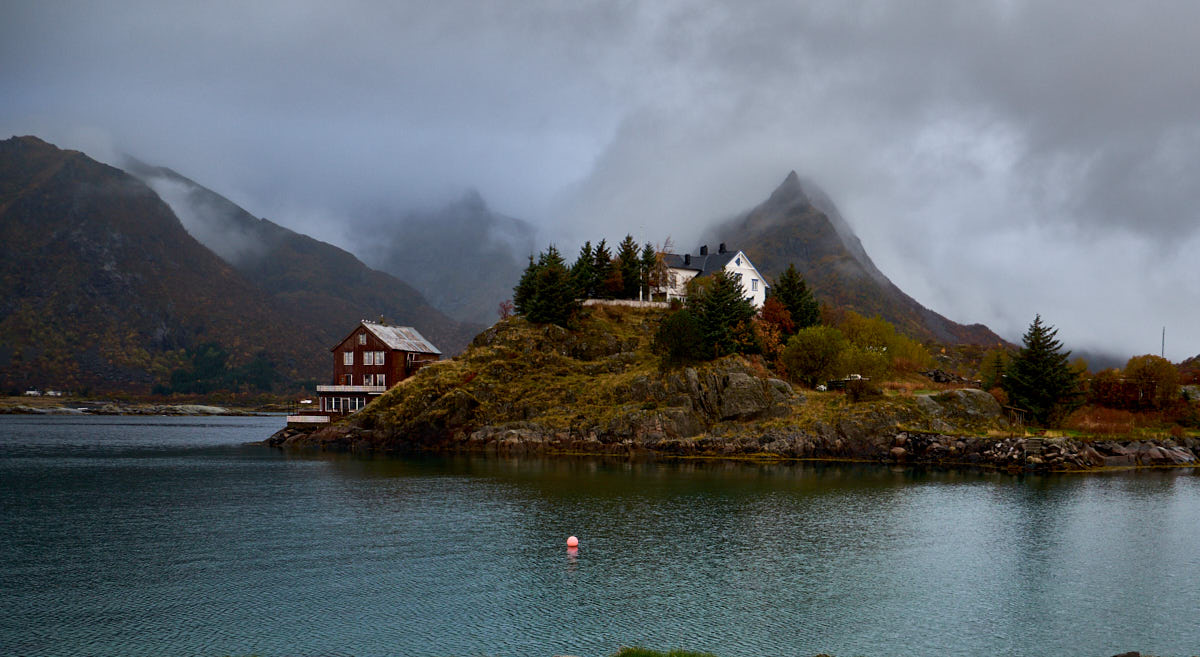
2,416 -> 1198,657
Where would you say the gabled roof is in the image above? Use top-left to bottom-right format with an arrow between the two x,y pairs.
332,320 -> 441,354
662,251 -> 738,275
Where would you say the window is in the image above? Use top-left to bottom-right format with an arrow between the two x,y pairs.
375,351 -> 386,365
751,278 -> 758,291
363,374 -> 374,386
343,351 -> 353,366
735,257 -> 742,266
362,351 -> 372,366
377,374 -> 385,387
358,333 -> 366,345
344,374 -> 352,385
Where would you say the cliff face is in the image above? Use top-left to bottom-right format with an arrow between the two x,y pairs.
709,173 -> 1007,347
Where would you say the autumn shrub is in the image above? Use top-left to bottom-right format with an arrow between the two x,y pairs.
1063,406 -> 1135,435
846,378 -> 884,402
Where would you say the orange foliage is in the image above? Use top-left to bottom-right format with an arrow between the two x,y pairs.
1063,406 -> 1136,435
758,297 -> 794,335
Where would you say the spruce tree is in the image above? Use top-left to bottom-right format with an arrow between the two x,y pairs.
639,242 -> 657,300
616,234 -> 641,299
570,241 -> 595,298
524,246 -> 578,326
770,264 -> 819,331
592,239 -> 617,298
1003,315 -> 1079,425
690,269 -> 757,357
513,254 -> 539,316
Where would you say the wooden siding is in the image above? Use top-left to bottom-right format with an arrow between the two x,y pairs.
330,324 -> 440,387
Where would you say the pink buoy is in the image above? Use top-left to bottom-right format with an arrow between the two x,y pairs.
566,535 -> 579,548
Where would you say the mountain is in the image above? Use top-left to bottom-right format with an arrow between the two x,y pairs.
709,172 -> 1006,346
0,136 -> 478,393
0,136 -> 323,391
355,191 -> 537,326
124,160 -> 481,358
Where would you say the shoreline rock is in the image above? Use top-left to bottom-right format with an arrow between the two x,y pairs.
265,421 -> 1200,474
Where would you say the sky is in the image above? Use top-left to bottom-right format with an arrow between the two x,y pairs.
3,0 -> 1198,361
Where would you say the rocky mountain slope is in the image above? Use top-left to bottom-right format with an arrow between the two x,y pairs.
709,172 -> 1006,346
125,160 -> 480,356
0,136 -> 320,391
0,136 -> 477,392
355,190 -> 537,326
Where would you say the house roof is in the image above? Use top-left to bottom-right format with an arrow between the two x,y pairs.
333,321 -> 441,354
663,251 -> 738,275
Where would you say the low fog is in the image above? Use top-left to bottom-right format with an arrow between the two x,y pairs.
2,1 -> 1197,360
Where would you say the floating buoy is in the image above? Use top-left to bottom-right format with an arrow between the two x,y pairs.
566,535 -> 579,548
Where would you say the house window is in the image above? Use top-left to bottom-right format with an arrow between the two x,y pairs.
362,351 -> 372,366
375,351 -> 386,365
343,351 -> 353,366
735,257 -> 742,266
363,374 -> 374,386
358,333 -> 366,345
344,374 -> 352,385
751,278 -> 758,291
377,374 -> 385,387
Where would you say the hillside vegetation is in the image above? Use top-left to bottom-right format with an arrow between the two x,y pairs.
282,305 -> 1006,456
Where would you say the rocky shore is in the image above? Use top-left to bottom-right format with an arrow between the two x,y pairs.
264,309 -> 1200,474
267,417 -> 1200,473
0,401 -> 243,416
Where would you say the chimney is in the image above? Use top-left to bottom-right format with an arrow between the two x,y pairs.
718,243 -> 727,254
684,253 -> 691,266
699,245 -> 708,256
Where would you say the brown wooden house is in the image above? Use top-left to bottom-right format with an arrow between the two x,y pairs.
313,320 -> 441,416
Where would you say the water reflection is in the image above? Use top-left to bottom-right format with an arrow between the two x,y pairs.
3,417 -> 1199,657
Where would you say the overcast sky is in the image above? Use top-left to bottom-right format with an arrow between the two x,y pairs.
3,0 -> 1198,361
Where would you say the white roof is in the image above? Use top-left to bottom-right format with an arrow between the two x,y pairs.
361,321 -> 441,354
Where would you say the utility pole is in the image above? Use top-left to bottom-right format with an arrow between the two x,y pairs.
1162,326 -> 1166,358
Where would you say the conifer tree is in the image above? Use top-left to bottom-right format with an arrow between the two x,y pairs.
1003,315 -> 1080,425
979,348 -> 1009,390
570,241 -> 595,298
690,269 -> 757,357
523,246 -> 577,326
592,239 -> 618,298
513,254 -> 538,315
770,264 -> 819,331
639,242 -> 657,300
616,234 -> 641,299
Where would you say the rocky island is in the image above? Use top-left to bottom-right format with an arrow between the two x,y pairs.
267,305 -> 1200,472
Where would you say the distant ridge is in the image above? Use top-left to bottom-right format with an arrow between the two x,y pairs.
123,159 -> 480,357
0,136 -> 478,392
711,172 -> 1007,346
0,135 -> 320,391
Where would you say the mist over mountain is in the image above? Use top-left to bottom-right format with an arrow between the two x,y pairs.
0,136 -> 322,391
123,159 -> 481,357
709,172 -> 1006,347
354,191 -> 537,326
0,136 -> 477,393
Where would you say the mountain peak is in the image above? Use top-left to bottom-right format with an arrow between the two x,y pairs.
456,188 -> 488,213
766,170 -> 807,207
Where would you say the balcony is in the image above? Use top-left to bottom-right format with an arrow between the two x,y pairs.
315,385 -> 388,394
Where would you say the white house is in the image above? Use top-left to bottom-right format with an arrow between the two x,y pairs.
659,243 -> 769,308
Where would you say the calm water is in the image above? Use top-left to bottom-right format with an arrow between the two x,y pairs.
2,416 -> 1199,657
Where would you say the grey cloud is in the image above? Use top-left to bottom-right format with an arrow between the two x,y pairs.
2,0 -> 1198,359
